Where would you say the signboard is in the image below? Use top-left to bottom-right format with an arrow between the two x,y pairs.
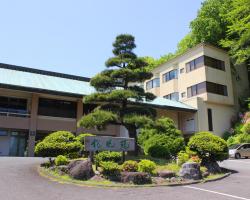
84,136 -> 135,152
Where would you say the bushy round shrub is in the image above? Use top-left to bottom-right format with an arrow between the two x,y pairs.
95,151 -> 122,166
138,159 -> 156,174
241,123 -> 250,134
100,161 -> 121,178
122,160 -> 138,172
147,144 -> 169,158
55,155 -> 69,166
188,132 -> 228,163
143,134 -> 185,159
35,131 -> 83,157
138,117 -> 185,159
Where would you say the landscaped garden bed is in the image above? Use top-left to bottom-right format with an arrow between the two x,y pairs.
38,155 -> 230,187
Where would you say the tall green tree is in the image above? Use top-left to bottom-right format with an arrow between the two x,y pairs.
220,0 -> 250,66
189,0 -> 230,46
143,53 -> 175,72
78,34 -> 156,155
153,0 -> 250,69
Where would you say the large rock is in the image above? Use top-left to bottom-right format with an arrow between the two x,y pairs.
179,162 -> 202,180
121,172 -> 152,185
157,170 -> 176,178
69,160 -> 94,180
67,160 -> 82,171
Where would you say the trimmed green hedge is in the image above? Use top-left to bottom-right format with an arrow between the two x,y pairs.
100,161 -> 121,178
35,131 -> 83,157
95,151 -> 122,166
138,159 -> 156,174
188,132 -> 228,162
138,117 -> 185,159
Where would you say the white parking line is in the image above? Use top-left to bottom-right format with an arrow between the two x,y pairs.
184,185 -> 250,200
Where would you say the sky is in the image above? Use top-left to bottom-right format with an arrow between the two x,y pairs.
0,0 -> 203,78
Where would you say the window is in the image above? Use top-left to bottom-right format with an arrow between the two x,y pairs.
204,56 -> 225,71
163,92 -> 179,101
146,78 -> 160,90
206,82 -> 228,96
186,56 -> 204,73
207,108 -> 213,131
0,96 -> 27,114
187,82 -> 228,98
186,55 -> 225,73
38,98 -> 77,118
181,92 -> 186,98
180,68 -> 184,74
163,69 -> 178,82
187,82 -> 206,97
83,104 -> 97,115
0,130 -> 8,136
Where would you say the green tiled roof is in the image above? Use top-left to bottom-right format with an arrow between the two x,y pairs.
140,97 -> 196,111
0,65 -> 95,96
0,64 -> 196,111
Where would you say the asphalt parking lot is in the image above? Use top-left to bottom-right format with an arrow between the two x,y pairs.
0,157 -> 249,200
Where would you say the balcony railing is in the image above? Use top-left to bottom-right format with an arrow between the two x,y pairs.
0,109 -> 30,118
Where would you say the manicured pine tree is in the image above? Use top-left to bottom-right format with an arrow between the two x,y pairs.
78,34 -> 156,155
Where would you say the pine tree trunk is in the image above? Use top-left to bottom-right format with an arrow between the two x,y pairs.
127,127 -> 139,156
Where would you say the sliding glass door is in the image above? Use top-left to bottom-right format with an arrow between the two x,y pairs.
9,132 -> 27,156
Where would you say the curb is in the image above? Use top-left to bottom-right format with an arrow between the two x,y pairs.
38,167 -> 231,188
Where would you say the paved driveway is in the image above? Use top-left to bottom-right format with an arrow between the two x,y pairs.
0,157 -> 249,200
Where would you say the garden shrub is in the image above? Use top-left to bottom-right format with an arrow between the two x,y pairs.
147,144 -> 170,158
138,117 -> 185,159
95,151 -> 122,166
227,133 -> 250,147
35,131 -> 83,157
100,161 -> 121,178
241,123 -> 250,134
188,132 -> 228,173
233,123 -> 243,135
138,159 -> 156,174
143,134 -> 184,159
222,131 -> 232,140
188,132 -> 228,162
55,155 -> 69,166
122,160 -> 138,172
177,151 -> 189,166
